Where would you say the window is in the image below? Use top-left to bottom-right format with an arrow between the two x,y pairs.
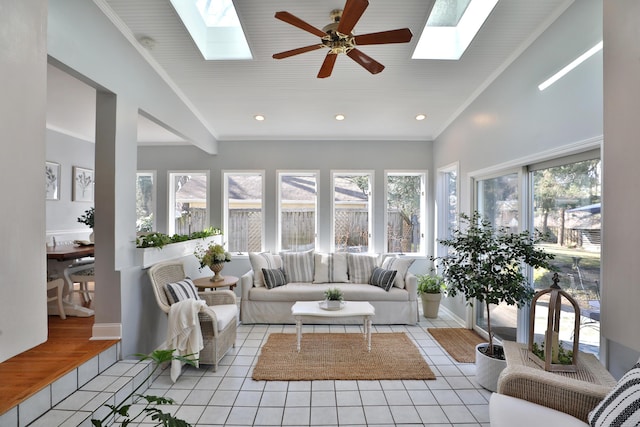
436,163 -> 458,257
530,154 -> 601,355
385,171 -> 427,254
332,172 -> 373,253
278,171 -> 318,252
136,171 -> 155,232
168,171 -> 209,235
223,171 -> 264,253
474,171 -> 520,340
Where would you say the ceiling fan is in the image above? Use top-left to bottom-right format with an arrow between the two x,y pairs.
272,0 -> 413,78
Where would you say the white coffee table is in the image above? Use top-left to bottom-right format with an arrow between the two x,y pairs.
291,301 -> 375,352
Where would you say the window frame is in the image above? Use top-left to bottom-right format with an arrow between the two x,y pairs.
276,170 -> 319,252
330,170 -> 374,253
435,162 -> 459,259
167,170 -> 210,235
136,170 -> 156,232
222,170 -> 265,254
383,170 -> 428,255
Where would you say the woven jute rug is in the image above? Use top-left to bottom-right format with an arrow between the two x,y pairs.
427,328 -> 487,363
252,332 -> 436,381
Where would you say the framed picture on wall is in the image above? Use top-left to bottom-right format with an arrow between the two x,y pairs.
45,161 -> 61,200
72,166 -> 94,202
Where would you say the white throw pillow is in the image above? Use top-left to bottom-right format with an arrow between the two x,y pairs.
249,252 -> 282,287
280,250 -> 315,283
588,362 -> 640,426
347,253 -> 378,284
313,252 -> 349,283
381,256 -> 415,289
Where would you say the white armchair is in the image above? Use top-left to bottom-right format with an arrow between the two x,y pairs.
148,261 -> 238,371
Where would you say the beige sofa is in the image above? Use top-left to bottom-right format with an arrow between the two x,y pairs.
240,251 -> 419,325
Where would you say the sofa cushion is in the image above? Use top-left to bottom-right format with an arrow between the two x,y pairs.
262,267 -> 288,289
281,250 -> 315,282
588,362 -> 640,426
313,252 -> 349,283
381,256 -> 415,289
490,394 -> 589,427
249,252 -> 283,287
369,267 -> 397,291
164,278 -> 201,305
248,283 -> 409,302
347,253 -> 378,284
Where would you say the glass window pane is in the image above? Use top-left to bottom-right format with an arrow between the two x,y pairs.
475,172 -> 519,341
386,173 -> 425,254
532,159 -> 601,355
333,173 -> 371,253
136,172 -> 155,232
169,172 -> 208,235
279,172 -> 317,251
225,172 -> 263,253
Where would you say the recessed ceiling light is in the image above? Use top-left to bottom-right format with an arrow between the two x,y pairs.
254,114 -> 265,121
335,114 -> 345,121
415,114 -> 427,121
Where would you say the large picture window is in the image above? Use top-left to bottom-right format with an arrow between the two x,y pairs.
278,171 -> 318,252
168,171 -> 209,235
332,172 -> 373,253
385,171 -> 426,254
436,163 -> 458,257
136,171 -> 155,232
223,171 -> 264,253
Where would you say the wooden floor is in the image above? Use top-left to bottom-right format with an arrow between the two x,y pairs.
0,316 -> 119,415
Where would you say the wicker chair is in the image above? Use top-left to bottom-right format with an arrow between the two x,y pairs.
148,261 -> 237,371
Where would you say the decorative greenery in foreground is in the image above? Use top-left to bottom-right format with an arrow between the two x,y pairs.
532,341 -> 574,365
136,227 -> 221,248
417,273 -> 446,295
77,207 -> 95,229
324,287 -> 344,301
91,349 -> 197,427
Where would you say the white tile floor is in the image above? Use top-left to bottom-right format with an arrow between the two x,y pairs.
28,311 -> 492,426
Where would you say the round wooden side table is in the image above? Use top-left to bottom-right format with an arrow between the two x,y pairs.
193,275 -> 239,292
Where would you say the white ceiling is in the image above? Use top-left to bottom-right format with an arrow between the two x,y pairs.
46,0 -> 572,145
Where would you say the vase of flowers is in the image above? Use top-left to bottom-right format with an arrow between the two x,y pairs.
194,242 -> 231,282
77,207 -> 95,242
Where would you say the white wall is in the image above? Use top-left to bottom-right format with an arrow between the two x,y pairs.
0,0 -> 48,362
601,0 -> 640,378
433,1 -> 603,327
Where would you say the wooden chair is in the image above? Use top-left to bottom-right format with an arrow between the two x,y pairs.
47,278 -> 66,319
148,261 -> 237,371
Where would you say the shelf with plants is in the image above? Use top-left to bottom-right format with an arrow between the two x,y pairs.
136,227 -> 223,268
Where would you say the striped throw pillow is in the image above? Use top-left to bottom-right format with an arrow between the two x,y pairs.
280,250 -> 315,283
381,256 -> 415,289
249,252 -> 282,287
262,268 -> 288,289
369,267 -> 397,291
163,278 -> 201,305
313,252 -> 349,283
588,363 -> 640,426
347,253 -> 378,284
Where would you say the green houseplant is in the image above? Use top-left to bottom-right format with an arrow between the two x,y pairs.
431,211 -> 555,390
324,287 -> 344,309
91,349 -> 196,427
417,274 -> 446,318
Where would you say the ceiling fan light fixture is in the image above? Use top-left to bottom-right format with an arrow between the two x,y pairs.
335,114 -> 345,121
415,114 -> 427,121
254,114 -> 265,121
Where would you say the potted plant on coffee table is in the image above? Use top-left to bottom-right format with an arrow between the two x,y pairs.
431,211 -> 555,391
323,287 -> 344,310
417,273 -> 446,318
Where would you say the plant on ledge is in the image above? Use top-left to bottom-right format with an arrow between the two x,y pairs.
431,211 -> 556,359
135,227 -> 221,248
91,349 -> 196,427
77,207 -> 95,229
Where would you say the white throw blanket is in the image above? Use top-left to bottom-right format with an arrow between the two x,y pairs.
166,299 -> 207,382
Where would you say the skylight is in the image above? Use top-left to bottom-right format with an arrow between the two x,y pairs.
412,0 -> 498,60
170,0 -> 252,60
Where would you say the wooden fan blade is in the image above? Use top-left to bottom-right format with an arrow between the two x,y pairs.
354,28 -> 413,45
275,11 -> 327,38
346,48 -> 385,74
318,53 -> 338,78
273,44 -> 325,59
337,0 -> 369,35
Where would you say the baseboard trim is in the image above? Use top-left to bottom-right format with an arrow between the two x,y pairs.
439,305 -> 467,328
90,323 -> 122,340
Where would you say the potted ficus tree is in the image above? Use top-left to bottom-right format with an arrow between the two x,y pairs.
431,211 -> 555,391
417,273 -> 446,318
